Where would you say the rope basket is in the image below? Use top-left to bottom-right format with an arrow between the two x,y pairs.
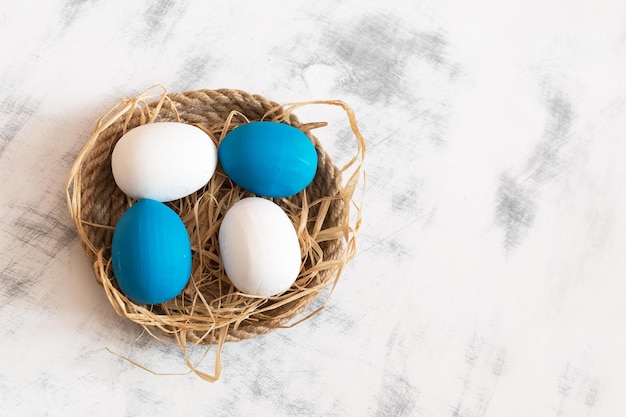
65,86 -> 365,381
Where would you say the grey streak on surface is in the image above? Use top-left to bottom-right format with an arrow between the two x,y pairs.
8,187 -> 77,254
60,0 -> 98,28
0,95 -> 38,158
324,13 -> 449,105
1,261 -> 36,302
526,91 -> 574,184
495,173 -> 537,250
143,0 -> 178,36
375,322 -> 419,416
375,371 -> 418,417
173,54 -> 220,90
495,89 -> 574,251
450,334 -> 507,417
1,188 -> 77,305
392,175 -> 420,216
126,0 -> 188,47
554,363 -> 600,416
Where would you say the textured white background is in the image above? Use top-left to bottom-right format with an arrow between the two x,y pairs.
2,0 -> 626,416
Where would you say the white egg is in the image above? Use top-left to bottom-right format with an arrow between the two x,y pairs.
111,122 -> 217,202
219,197 -> 301,297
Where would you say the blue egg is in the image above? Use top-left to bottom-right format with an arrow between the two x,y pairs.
111,199 -> 191,304
218,121 -> 318,198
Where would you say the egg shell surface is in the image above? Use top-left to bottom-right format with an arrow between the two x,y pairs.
218,197 -> 301,297
111,122 -> 218,202
218,121 -> 318,198
112,199 -> 192,304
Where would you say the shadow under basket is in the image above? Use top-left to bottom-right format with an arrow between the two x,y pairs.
65,86 -> 365,381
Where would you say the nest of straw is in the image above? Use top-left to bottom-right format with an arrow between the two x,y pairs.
65,86 -> 364,381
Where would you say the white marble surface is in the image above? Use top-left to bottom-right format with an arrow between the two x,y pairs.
2,0 -> 626,415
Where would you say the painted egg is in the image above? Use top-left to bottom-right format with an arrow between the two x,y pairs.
111,122 -> 217,202
218,121 -> 318,198
111,199 -> 192,304
218,197 -> 301,297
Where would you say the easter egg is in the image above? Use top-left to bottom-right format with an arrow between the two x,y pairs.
111,199 -> 192,304
111,122 -> 217,202
218,197 -> 301,297
218,121 -> 318,198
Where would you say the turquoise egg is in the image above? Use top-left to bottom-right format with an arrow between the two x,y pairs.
111,199 -> 191,304
218,121 -> 318,198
